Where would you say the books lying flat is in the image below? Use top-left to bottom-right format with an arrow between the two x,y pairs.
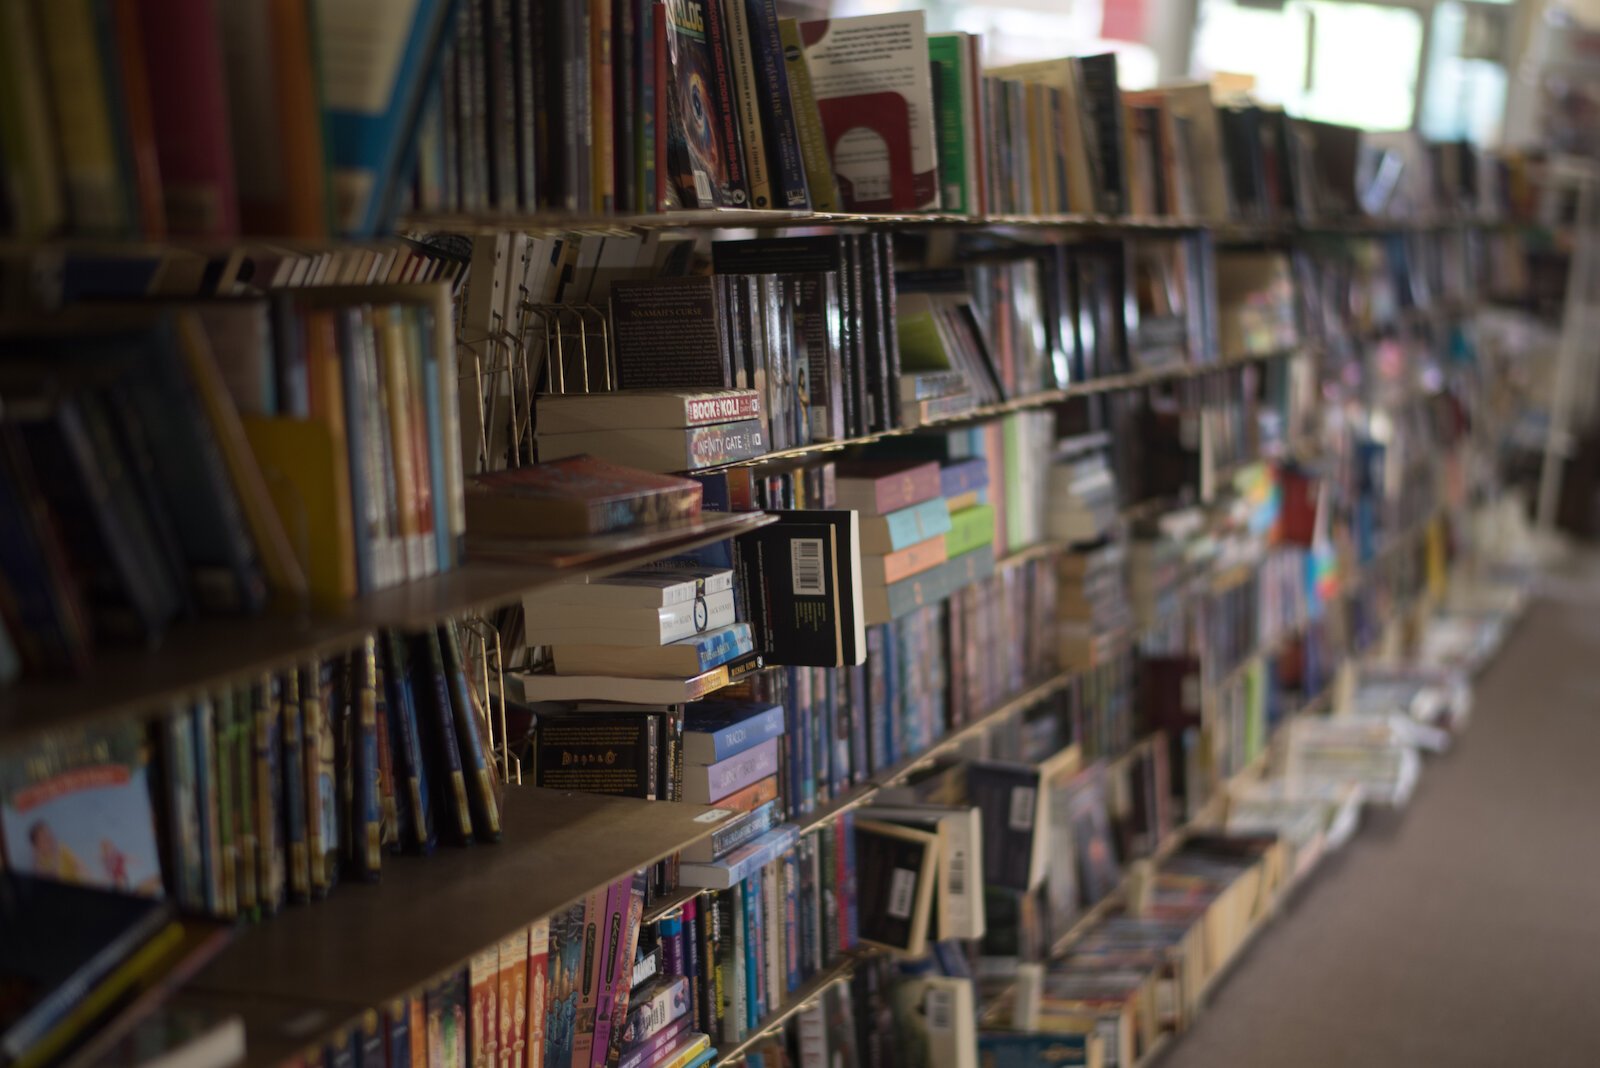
464,457 -> 703,538
944,504 -> 997,559
465,512 -> 768,569
859,498 -> 955,555
549,624 -> 754,678
684,737 -> 781,805
682,700 -> 787,763
679,824 -> 799,889
536,420 -> 767,474
506,655 -> 763,705
833,460 -> 943,515
528,567 -> 735,610
863,544 -> 997,625
524,589 -> 737,646
536,389 -> 763,433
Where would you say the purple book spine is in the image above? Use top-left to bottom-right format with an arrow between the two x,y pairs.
695,737 -> 780,804
588,876 -> 632,1068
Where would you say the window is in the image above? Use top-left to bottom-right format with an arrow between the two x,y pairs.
1193,0 -> 1426,131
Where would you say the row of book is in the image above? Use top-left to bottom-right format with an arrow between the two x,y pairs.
0,0 -> 452,239
0,290 -> 467,687
0,622 -> 501,923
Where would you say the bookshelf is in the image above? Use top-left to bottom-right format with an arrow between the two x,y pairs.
0,6 -> 1534,1068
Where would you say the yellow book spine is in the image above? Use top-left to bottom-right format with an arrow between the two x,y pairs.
32,0 -> 128,234
376,306 -> 422,582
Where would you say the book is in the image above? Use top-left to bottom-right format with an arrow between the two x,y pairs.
528,568 -> 735,611
529,918 -> 550,1068
536,391 -> 763,433
0,724 -> 163,896
683,738 -> 780,805
976,1031 -> 1103,1068
681,799 -> 783,862
966,761 -> 1049,892
866,803 -> 985,941
465,458 -> 703,539
662,0 -> 747,208
798,13 -> 940,211
735,511 -> 866,667
928,33 -> 982,215
679,824 -> 798,889
742,0 -> 809,210
80,1004 -> 247,1068
834,461 -> 943,515
546,902 -> 587,1068
527,590 -> 738,647
548,623 -> 753,678
617,976 -> 689,1051
536,420 -> 767,473
609,277 -> 734,391
720,0 -> 772,209
497,929 -> 530,1068
858,499 -> 955,556
508,656 -> 760,704
682,701 -> 787,764
852,819 -> 939,957
860,537 -> 948,587
532,712 -> 660,799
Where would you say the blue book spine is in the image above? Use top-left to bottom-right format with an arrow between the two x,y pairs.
783,670 -> 803,821
810,668 -> 829,808
840,810 -> 859,949
849,662 -> 870,785
741,872 -> 764,1027
386,1003 -> 411,1068
324,0 -> 457,237
191,698 -> 221,915
691,703 -> 787,763
164,707 -> 204,911
676,623 -> 754,673
781,849 -> 802,993
335,310 -> 377,594
976,1033 -> 1094,1068
940,457 -> 991,498
796,671 -> 819,812
415,308 -> 454,573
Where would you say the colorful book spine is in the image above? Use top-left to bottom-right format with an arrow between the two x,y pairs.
528,918 -> 550,1068
686,738 -> 780,805
470,947 -> 499,1068
744,0 -> 809,209
588,875 -> 631,1068
498,929 -> 529,1068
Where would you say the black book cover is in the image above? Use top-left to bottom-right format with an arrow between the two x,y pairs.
663,0 -> 749,207
1064,763 -> 1121,907
1076,54 -> 1128,215
532,710 -> 658,798
735,517 -> 844,667
744,0 -> 810,209
851,818 -> 934,952
965,761 -> 1043,892
877,233 -> 902,429
610,276 -> 732,390
409,630 -> 474,846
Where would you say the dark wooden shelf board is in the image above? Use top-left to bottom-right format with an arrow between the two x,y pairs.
193,787 -> 728,1010
0,513 -> 775,748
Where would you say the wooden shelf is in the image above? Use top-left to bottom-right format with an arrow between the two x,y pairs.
0,512 -> 774,748
193,788 -> 726,1012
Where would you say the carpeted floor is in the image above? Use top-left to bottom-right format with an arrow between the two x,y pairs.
1157,594 -> 1600,1068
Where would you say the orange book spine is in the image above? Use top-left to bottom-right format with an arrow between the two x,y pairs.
304,309 -> 358,600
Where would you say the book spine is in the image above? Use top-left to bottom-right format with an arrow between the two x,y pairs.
572,888 -> 605,1068
702,0 -> 749,206
353,637 -> 383,881
745,0 -> 808,209
591,0 -> 614,212
587,878 -> 628,1068
497,929 -> 529,1068
777,18 -> 836,212
512,0 -> 538,207
681,899 -> 703,1032
691,739 -> 779,804
727,881 -> 748,1040
721,0 -> 771,209
624,975 -> 690,1048
618,1020 -> 687,1068
442,622 -> 502,840
470,947 -> 500,1068
382,631 -> 435,852
681,391 -> 764,424
742,868 -> 765,1026
529,918 -> 551,1068
417,629 -> 474,844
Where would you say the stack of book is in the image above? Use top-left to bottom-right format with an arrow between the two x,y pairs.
1126,536 -> 1187,634
1056,543 -> 1134,671
841,460 -> 951,625
534,389 -> 767,476
520,566 -> 751,684
1283,715 -> 1424,807
1048,450 -> 1121,548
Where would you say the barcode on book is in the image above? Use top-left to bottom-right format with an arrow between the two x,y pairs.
694,170 -> 713,204
791,538 -> 826,596
1009,787 -> 1036,831
926,988 -> 953,1031
948,845 -> 966,898
887,867 -> 916,921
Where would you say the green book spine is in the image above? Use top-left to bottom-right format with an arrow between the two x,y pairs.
944,503 -> 997,558
928,35 -> 971,215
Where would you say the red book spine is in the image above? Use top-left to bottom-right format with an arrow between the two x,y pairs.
134,0 -> 240,237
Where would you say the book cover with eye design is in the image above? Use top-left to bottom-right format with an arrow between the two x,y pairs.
663,0 -> 748,208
